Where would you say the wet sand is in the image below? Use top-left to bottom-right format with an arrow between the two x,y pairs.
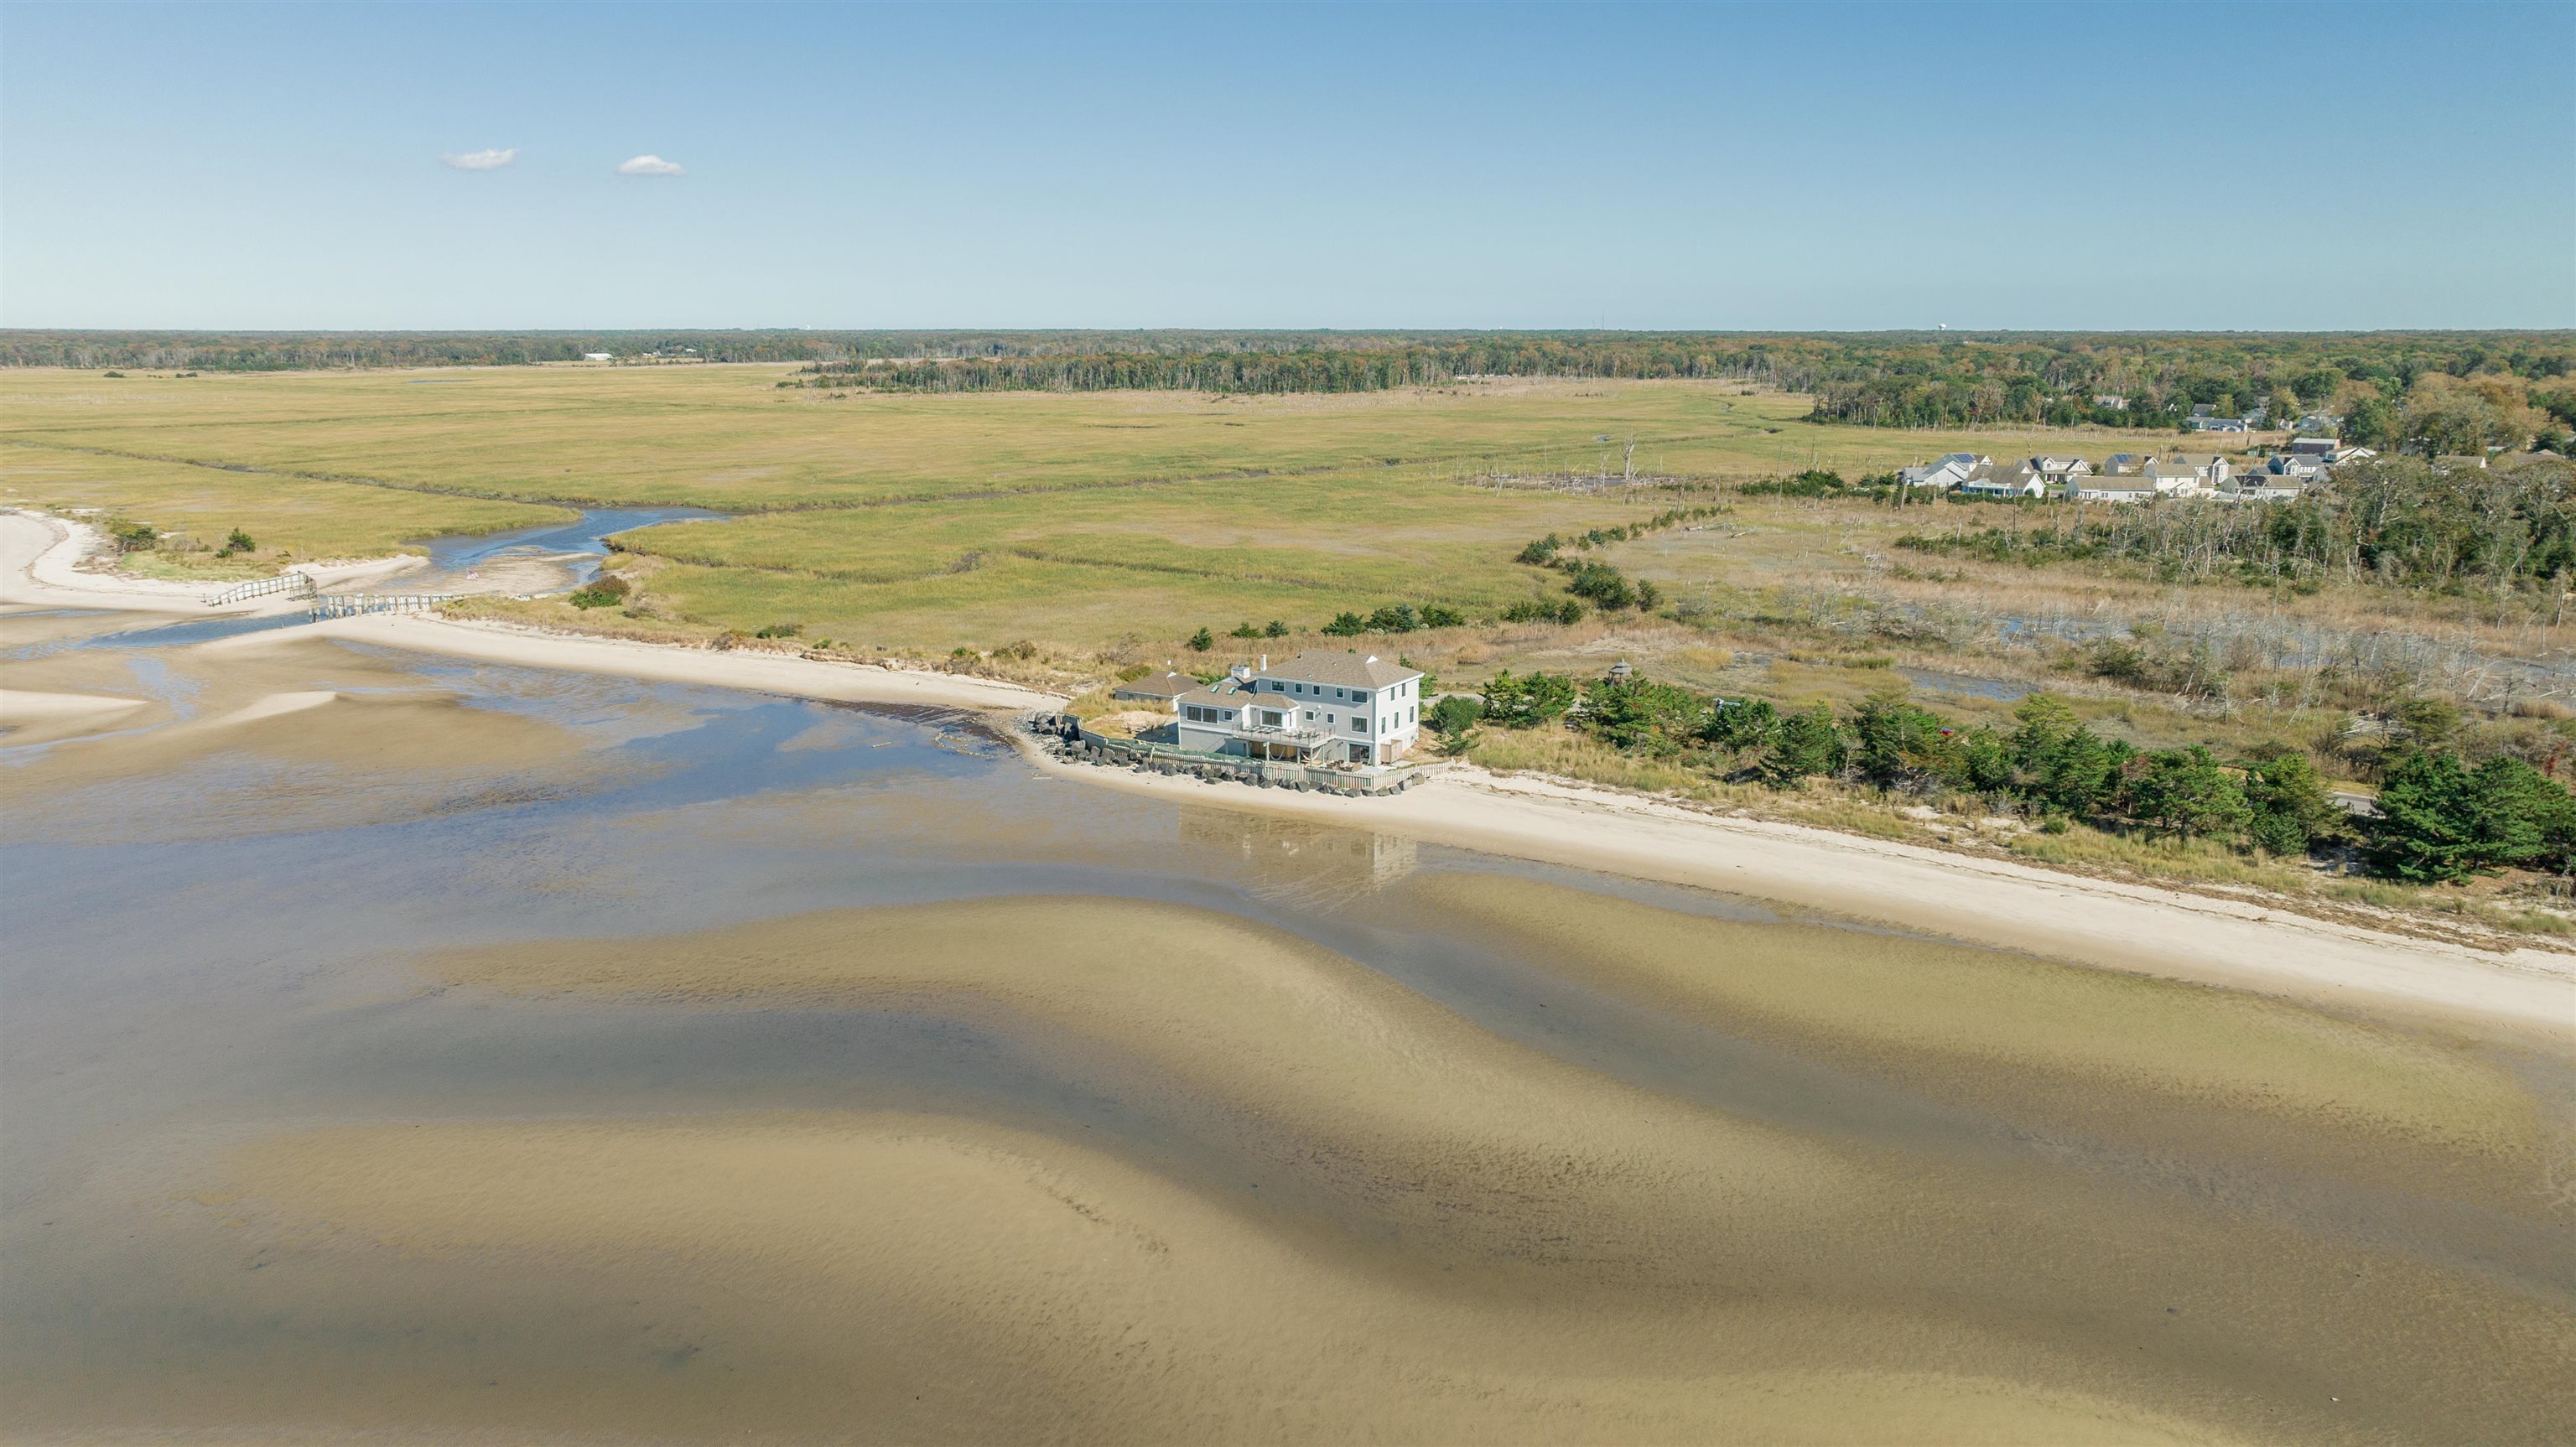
5,604 -> 2573,1444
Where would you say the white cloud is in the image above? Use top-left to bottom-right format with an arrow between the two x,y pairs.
615,154 -> 684,177
441,148 -> 518,171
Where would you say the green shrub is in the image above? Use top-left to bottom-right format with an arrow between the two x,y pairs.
2122,745 -> 2253,840
1481,670 -> 1577,728
1765,705 -> 1846,785
1425,695 -> 1485,736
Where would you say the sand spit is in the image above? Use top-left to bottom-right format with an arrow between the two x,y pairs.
199,689 -> 339,729
0,688 -> 148,745
0,510 -> 416,615
208,609 -> 1066,713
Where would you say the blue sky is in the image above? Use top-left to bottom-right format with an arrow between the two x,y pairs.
4,2 -> 2569,330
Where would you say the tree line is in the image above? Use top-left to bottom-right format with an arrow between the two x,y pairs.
1430,675 -> 2571,884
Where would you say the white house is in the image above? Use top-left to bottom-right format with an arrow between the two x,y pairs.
2066,475 -> 2160,503
1897,452 -> 1992,490
2141,458 -> 2209,496
1898,459 -> 1970,490
1172,650 -> 1426,766
2028,454 -> 2093,485
582,352 -> 615,362
1959,462 -> 2049,498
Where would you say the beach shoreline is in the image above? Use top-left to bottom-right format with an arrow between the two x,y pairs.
12,510 -> 2568,1036
229,611 -> 2573,1037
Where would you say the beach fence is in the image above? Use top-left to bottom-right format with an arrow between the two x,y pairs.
307,593 -> 455,619
204,573 -> 318,607
1030,715 -> 1433,796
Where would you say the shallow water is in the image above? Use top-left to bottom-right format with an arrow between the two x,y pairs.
410,503 -> 721,589
3,617 -> 2570,1444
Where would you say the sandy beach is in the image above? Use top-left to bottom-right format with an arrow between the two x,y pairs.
10,506 -> 2568,1035
225,609 -> 2576,1037
0,510 -> 426,614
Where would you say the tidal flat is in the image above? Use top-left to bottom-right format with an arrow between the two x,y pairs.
3,615 -> 2571,1444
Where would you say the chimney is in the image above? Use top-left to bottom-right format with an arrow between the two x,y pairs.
1259,654 -> 1268,672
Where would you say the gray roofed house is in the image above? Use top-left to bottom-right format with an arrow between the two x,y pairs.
2099,453 -> 2153,475
2067,475 -> 2159,501
1171,650 -> 1428,767
1267,648 -> 1421,690
1960,463 -> 2049,498
1111,669 -> 1198,706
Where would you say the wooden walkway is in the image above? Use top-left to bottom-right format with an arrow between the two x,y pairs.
308,593 -> 455,618
204,573 -> 317,606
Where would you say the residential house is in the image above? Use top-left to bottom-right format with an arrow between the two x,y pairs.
2187,415 -> 2251,433
2173,453 -> 2234,489
2327,444 -> 2378,465
2216,475 -> 2307,503
1172,650 -> 1426,766
2140,458 -> 2208,496
2099,452 -> 2154,476
2028,454 -> 2093,485
2293,412 -> 2342,437
2092,394 -> 2131,410
1898,459 -> 1971,490
2288,435 -> 2340,457
1110,670 -> 1197,708
1959,461 -> 2049,498
1898,452 -> 1991,490
2066,475 -> 2160,503
582,352 -> 615,361
2259,453 -> 2328,482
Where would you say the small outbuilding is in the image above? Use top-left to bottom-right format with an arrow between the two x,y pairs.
1110,670 -> 1196,708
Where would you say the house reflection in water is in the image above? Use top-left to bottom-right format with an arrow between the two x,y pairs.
1177,806 -> 1420,905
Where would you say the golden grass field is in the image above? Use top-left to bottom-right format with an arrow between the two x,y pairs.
3,363 -> 2176,641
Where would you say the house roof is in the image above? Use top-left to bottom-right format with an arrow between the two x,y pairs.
1174,687 -> 1250,712
2080,476 -> 2158,492
1260,649 -> 1421,690
1111,669 -> 1195,698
